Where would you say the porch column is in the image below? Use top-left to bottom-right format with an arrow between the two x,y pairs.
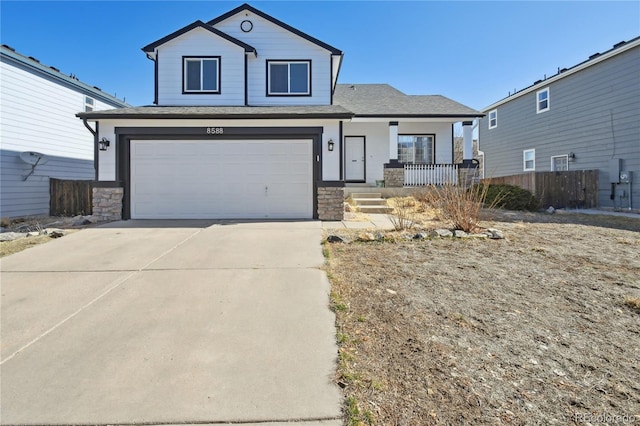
389,121 -> 398,161
462,121 -> 473,162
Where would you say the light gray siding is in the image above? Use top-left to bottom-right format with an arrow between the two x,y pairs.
479,44 -> 640,208
0,49 -> 127,217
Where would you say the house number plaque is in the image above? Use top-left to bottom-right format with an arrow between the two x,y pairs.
206,127 -> 224,134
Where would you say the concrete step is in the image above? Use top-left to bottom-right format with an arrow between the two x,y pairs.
353,198 -> 388,206
350,192 -> 382,199
357,205 -> 393,214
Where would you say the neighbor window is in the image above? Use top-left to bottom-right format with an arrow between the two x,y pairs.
183,57 -> 220,93
398,135 -> 434,164
267,60 -> 311,95
551,155 -> 569,171
85,96 -> 94,112
523,149 -> 535,171
488,109 -> 497,129
536,88 -> 549,113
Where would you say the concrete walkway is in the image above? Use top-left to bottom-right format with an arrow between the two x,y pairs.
322,213 -> 396,230
0,220 -> 341,425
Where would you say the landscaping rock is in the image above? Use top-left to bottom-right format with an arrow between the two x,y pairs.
469,233 -> 489,239
454,230 -> 469,238
487,228 -> 505,239
358,232 -> 377,242
344,203 -> 353,213
430,229 -> 453,238
27,231 -> 40,237
413,232 -> 428,240
0,232 -> 27,242
546,206 -> 555,214
43,228 -> 65,238
326,235 -> 346,243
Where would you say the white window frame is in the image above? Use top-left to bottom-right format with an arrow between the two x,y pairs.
183,56 -> 220,94
267,60 -> 311,96
84,96 -> 94,112
397,134 -> 435,164
488,109 -> 497,129
536,88 -> 549,113
551,154 -> 569,171
523,149 -> 536,171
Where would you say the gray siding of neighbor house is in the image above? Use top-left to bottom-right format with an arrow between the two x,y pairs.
0,151 -> 94,217
479,44 -> 640,209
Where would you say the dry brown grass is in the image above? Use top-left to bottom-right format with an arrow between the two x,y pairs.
325,209 -> 640,425
0,235 -> 55,257
624,296 -> 640,311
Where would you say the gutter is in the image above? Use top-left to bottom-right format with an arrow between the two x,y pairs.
82,118 -> 99,180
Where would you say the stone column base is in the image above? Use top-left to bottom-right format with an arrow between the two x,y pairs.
383,165 -> 404,188
317,184 -> 344,221
92,186 -> 123,221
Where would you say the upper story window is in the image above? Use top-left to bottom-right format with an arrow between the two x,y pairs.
523,149 -> 535,171
536,88 -> 549,113
183,56 -> 220,94
85,96 -> 94,112
488,109 -> 497,129
267,60 -> 311,96
398,135 -> 434,164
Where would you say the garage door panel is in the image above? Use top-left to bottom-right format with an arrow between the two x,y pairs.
131,139 -> 313,219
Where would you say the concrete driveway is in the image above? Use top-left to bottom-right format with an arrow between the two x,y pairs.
0,220 -> 341,425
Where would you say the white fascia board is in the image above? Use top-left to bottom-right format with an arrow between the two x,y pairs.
482,38 -> 640,113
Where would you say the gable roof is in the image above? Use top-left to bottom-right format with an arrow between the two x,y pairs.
207,3 -> 342,55
1,44 -> 129,107
142,20 -> 257,55
483,35 -> 640,112
334,84 -> 483,118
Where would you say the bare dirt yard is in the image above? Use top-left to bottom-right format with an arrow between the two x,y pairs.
325,208 -> 640,425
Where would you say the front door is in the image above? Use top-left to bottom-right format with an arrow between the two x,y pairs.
345,136 -> 365,182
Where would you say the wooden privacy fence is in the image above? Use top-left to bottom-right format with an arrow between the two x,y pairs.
50,178 -> 93,216
482,170 -> 599,209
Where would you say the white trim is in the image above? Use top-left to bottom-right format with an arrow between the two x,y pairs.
84,96 -> 94,112
488,109 -> 497,129
536,88 -> 550,114
482,38 -> 640,112
551,154 -> 569,171
523,149 -> 535,171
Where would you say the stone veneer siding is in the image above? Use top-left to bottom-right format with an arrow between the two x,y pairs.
384,167 -> 404,188
92,187 -> 123,221
317,186 -> 344,221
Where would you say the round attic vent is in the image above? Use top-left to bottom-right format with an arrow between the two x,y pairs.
240,20 -> 253,33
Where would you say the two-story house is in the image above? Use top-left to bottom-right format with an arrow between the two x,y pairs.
78,3 -> 482,221
479,36 -> 640,210
1,45 -> 129,218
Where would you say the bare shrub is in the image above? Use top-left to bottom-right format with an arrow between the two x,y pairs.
387,195 -> 416,230
420,177 -> 498,232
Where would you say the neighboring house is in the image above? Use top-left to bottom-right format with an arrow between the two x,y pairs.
78,3 -> 482,221
479,36 -> 640,209
0,45 -> 129,218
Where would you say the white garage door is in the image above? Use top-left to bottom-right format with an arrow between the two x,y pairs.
130,139 -> 313,219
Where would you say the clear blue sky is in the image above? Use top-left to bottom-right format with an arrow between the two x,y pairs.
2,1 -> 638,110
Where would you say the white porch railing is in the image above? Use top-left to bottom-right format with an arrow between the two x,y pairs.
404,164 -> 459,186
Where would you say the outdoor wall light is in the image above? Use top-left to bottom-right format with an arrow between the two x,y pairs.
99,137 -> 111,151
569,152 -> 576,161
328,139 -> 335,151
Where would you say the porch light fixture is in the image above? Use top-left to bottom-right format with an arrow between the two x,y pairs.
99,137 -> 111,151
568,152 -> 576,161
328,139 -> 335,151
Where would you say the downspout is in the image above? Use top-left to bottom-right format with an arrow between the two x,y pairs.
82,118 -> 99,180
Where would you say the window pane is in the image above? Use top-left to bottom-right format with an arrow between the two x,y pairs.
538,91 -> 547,101
539,99 -> 548,110
525,160 -> 534,169
270,63 -> 288,93
416,136 -> 433,163
202,59 -> 218,91
289,63 -> 309,93
398,136 -> 414,163
186,60 -> 201,91
85,97 -> 94,106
